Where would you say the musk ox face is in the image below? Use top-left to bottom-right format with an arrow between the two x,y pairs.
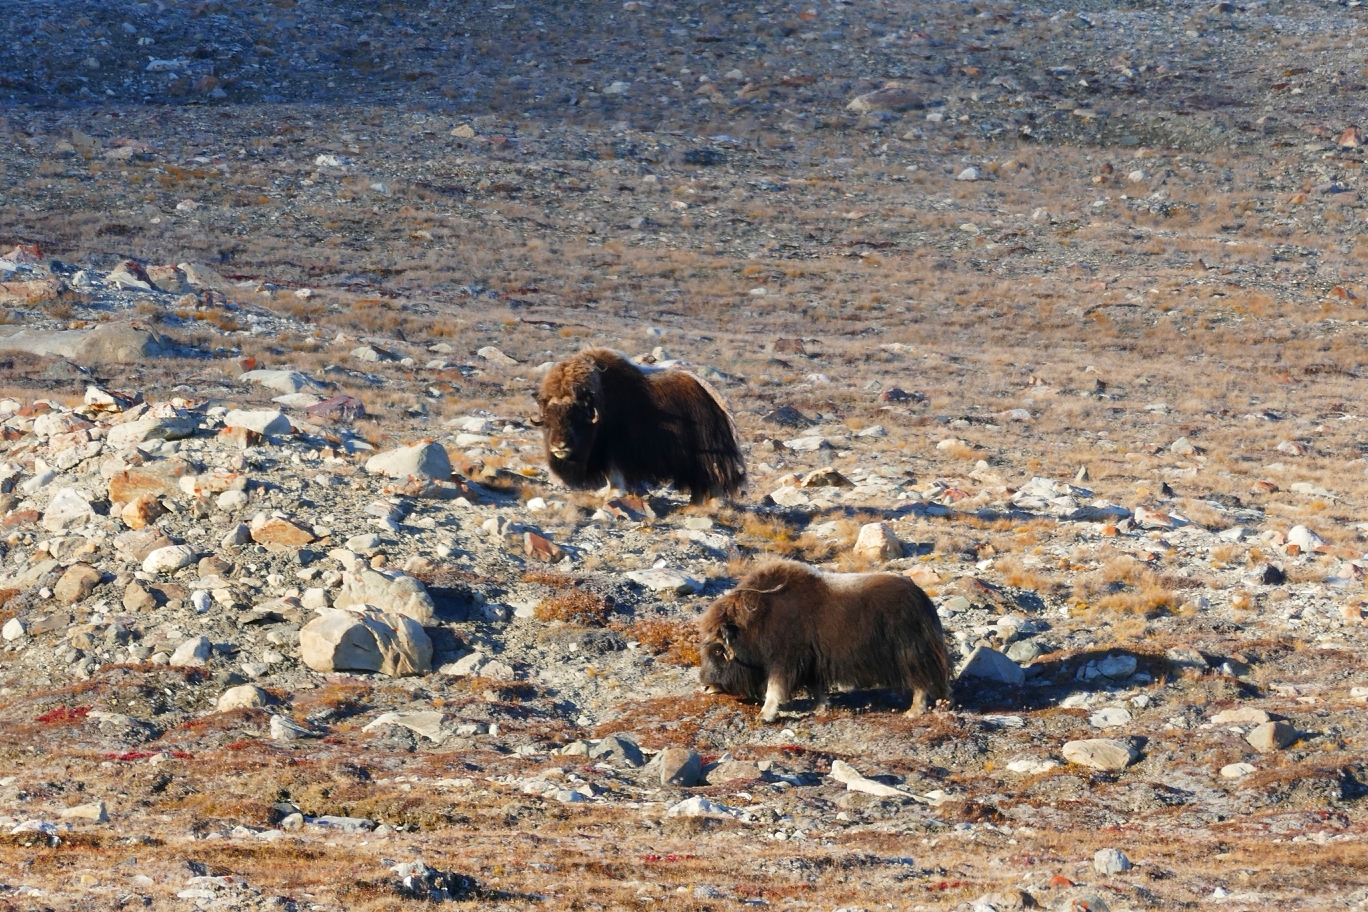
534,391 -> 600,470
697,617 -> 766,700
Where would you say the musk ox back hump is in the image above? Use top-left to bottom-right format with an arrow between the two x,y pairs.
537,348 -> 745,502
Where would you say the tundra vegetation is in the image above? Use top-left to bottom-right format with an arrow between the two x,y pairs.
0,0 -> 1367,909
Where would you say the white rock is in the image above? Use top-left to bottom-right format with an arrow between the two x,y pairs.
829,759 -> 910,798
957,645 -> 1025,685
1286,525 -> 1323,551
217,684 -> 268,712
223,409 -> 291,436
853,522 -> 902,561
476,346 -> 519,365
170,636 -> 212,668
239,369 -> 322,395
625,568 -> 700,595
768,486 -> 810,507
666,796 -> 741,819
2,618 -> 26,641
955,167 -> 980,181
217,490 -> 249,512
142,545 -> 196,575
42,488 -> 96,532
1090,707 -> 1133,729
299,608 -> 432,677
1220,762 -> 1257,779
1062,738 -> 1138,771
1096,654 -> 1138,679
365,440 -> 452,480
1094,848 -> 1132,875
783,435 -> 831,452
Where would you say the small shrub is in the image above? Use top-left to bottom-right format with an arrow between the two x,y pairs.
534,590 -> 611,626
628,618 -> 701,667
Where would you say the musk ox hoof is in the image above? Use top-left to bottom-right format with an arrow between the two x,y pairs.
758,709 -> 780,723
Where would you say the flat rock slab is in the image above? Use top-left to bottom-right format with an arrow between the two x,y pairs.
1062,738 -> 1139,771
624,568 -> 700,595
0,322 -> 170,365
240,369 -> 326,395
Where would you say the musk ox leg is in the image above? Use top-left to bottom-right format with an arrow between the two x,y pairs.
759,678 -> 790,723
906,688 -> 931,717
813,692 -> 831,715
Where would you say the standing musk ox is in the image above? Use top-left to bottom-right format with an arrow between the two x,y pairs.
533,348 -> 746,504
698,560 -> 950,722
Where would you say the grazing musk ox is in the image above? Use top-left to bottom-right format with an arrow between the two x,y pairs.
697,560 -> 950,721
533,348 -> 745,504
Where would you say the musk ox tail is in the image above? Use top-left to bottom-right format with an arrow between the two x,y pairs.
678,370 -> 746,500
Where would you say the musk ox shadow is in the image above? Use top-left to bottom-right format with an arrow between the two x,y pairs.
697,560 -> 951,722
533,348 -> 745,504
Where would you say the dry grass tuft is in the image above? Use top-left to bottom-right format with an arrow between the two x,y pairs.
534,590 -> 612,626
624,617 -> 701,667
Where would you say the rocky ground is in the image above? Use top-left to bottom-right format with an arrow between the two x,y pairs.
3,0 -> 1368,910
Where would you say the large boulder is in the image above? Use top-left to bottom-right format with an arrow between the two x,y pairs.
239,369 -> 325,395
365,440 -> 452,481
0,322 -> 169,365
299,608 -> 433,677
334,568 -> 436,625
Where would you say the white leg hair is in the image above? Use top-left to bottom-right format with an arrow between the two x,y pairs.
759,678 -> 788,723
597,467 -> 627,499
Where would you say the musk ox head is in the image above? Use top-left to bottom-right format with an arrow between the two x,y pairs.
697,591 -> 767,700
533,359 -> 602,472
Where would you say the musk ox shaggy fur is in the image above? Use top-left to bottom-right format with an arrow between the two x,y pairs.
697,560 -> 950,721
533,348 -> 745,504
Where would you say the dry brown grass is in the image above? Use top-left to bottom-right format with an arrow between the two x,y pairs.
533,589 -> 612,626
623,617 -> 700,668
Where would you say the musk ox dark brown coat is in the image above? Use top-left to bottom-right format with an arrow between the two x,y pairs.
697,560 -> 950,721
533,348 -> 745,504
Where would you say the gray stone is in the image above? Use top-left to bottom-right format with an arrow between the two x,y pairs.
1096,654 -> 1138,680
1090,707 -> 1133,729
1093,848 -> 1132,875
299,608 -> 432,677
364,710 -> 447,742
659,747 -> 702,787
1062,738 -> 1139,771
270,715 -> 317,741
591,733 -> 645,767
365,440 -> 452,481
0,322 -> 169,365
1246,720 -> 1297,753
1006,639 -> 1043,664
830,759 -> 908,798
957,645 -> 1025,685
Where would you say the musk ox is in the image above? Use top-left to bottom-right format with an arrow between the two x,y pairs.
697,560 -> 950,722
532,348 -> 745,504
